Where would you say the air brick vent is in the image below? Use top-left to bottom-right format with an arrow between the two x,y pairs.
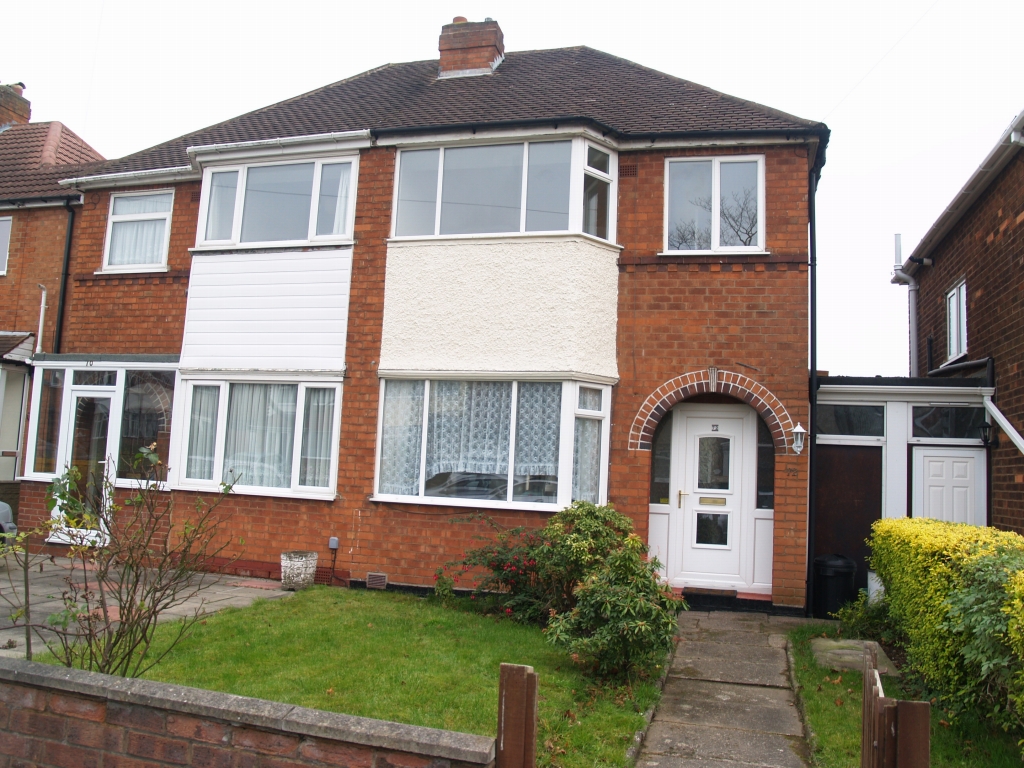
366,572 -> 388,590
619,164 -> 638,178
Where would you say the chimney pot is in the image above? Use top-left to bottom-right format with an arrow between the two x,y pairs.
438,18 -> 505,76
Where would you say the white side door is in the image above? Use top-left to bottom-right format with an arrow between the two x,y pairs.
912,447 -> 986,526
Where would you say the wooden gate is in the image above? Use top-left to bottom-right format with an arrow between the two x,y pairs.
861,648 -> 929,767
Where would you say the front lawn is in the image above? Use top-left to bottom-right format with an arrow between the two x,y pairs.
788,624 -> 1021,767
141,587 -> 659,767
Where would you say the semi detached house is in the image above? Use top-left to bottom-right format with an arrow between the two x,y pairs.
17,18 -> 830,609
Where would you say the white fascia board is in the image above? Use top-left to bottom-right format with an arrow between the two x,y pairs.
615,134 -> 817,151
0,194 -> 84,210
386,231 -> 623,253
904,107 -> 1024,274
187,130 -> 372,167
58,166 -> 198,190
377,369 -> 620,386
177,368 -> 346,380
818,384 -> 993,402
376,125 -> 616,150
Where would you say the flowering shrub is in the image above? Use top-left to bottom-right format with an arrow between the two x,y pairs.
545,534 -> 685,678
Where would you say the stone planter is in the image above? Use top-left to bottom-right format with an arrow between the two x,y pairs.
280,551 -> 318,590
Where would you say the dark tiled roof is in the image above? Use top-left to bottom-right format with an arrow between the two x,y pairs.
0,122 -> 104,201
85,47 -> 829,178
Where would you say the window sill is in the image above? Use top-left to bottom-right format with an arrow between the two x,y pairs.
190,240 -> 354,253
940,352 -> 968,367
387,231 -> 623,252
172,481 -> 337,502
658,250 -> 769,257
370,493 -> 563,513
94,265 -> 170,276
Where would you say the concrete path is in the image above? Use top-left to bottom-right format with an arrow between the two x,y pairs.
638,610 -> 815,768
0,558 -> 287,659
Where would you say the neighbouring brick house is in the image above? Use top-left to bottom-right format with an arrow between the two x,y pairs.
899,107 -> 1024,534
14,18 -> 829,609
0,83 -> 103,517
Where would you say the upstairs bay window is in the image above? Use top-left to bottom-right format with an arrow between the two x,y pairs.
392,138 -> 616,241
664,156 -> 765,253
374,378 -> 610,510
102,191 -> 174,272
197,157 -> 357,248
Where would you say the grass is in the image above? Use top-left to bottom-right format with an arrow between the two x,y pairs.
788,624 -> 1022,767
135,587 -> 660,767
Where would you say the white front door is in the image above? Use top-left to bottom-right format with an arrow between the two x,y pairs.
912,446 -> 986,526
660,403 -> 766,593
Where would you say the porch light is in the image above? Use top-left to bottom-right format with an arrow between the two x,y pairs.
791,423 -> 807,455
979,421 -> 992,446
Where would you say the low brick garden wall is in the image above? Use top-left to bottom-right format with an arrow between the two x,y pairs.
0,658 -> 495,767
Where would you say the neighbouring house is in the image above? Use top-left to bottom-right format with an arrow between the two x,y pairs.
0,83 -> 104,518
896,108 -> 1024,535
14,18 -> 831,609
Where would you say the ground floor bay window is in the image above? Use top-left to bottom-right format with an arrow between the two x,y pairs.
373,378 -> 612,511
174,377 -> 342,499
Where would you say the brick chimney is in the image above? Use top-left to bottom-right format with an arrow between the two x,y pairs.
0,83 -> 31,126
438,17 -> 504,78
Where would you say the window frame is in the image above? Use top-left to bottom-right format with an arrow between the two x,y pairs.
195,155 -> 360,250
389,136 -> 617,243
0,215 -> 11,275
101,189 -> 175,274
945,280 -> 968,363
172,375 -> 343,500
662,155 -> 766,255
372,378 -> 612,512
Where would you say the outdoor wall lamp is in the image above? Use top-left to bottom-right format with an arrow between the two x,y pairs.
791,423 -> 807,455
979,421 -> 994,447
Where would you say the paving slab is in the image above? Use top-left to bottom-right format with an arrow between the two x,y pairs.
643,720 -> 807,768
671,655 -> 789,688
679,629 -> 773,647
810,638 -> 898,676
655,678 -> 803,736
673,640 -> 786,665
638,759 -> 793,768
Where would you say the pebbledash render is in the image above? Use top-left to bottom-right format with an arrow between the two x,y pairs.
14,18 -> 829,608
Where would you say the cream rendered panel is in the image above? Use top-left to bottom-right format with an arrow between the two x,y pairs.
379,238 -> 619,380
0,369 -> 26,480
180,249 -> 353,371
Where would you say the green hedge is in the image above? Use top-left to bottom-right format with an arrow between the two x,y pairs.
870,518 -> 1024,738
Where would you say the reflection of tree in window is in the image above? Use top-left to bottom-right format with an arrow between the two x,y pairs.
668,195 -> 712,250
649,412 -> 672,504
118,371 -> 175,479
719,162 -> 758,247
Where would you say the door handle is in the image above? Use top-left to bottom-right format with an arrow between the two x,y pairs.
678,490 -> 689,508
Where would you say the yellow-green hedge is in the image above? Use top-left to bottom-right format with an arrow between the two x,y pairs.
869,518 -> 1024,693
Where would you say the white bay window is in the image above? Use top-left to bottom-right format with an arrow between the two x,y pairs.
177,378 -> 341,498
196,156 -> 357,248
374,379 -> 610,510
664,156 -> 765,253
392,138 -> 615,241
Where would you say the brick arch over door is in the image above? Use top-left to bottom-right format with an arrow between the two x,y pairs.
629,368 -> 795,454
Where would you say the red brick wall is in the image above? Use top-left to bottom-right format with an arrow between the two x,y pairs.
612,145 -> 812,606
0,673 -> 490,767
0,206 -> 70,351
916,152 -> 1024,533
57,182 -> 198,355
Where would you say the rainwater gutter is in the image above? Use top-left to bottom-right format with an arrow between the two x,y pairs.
805,161 -> 822,617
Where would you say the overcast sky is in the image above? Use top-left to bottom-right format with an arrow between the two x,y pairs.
3,0 -> 1020,376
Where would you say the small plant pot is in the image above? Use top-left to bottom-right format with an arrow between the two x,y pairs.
281,551 -> 318,590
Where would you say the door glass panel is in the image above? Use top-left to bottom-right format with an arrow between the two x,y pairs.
70,397 -> 110,521
697,436 -> 730,490
696,512 -> 729,545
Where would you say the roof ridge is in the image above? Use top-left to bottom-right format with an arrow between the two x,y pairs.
39,121 -> 64,166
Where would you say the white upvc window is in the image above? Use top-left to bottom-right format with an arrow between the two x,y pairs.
174,377 -> 342,499
101,190 -> 174,272
196,155 -> 358,248
0,216 -> 11,275
373,378 -> 611,512
946,281 -> 968,361
391,137 -> 617,242
663,155 -> 765,254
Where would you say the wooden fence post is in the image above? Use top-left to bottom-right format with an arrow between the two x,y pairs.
861,646 -> 930,767
496,663 -> 538,768
896,701 -> 930,768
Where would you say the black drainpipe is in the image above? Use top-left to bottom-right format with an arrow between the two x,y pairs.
805,165 -> 820,617
53,200 -> 75,353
